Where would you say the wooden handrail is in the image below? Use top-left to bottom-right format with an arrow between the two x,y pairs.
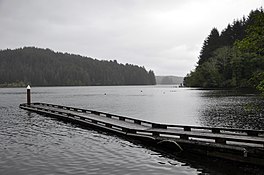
20,104 -> 131,133
19,102 -> 264,167
20,103 -> 264,139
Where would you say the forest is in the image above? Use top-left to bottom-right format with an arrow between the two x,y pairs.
0,47 -> 156,87
184,8 -> 264,93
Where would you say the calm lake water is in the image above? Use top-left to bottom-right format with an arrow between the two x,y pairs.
1,86 -> 264,175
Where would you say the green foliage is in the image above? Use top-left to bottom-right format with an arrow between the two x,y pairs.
0,81 -> 26,88
235,8 -> 264,55
252,72 -> 264,93
0,47 -> 156,86
257,80 -> 264,93
184,8 -> 264,92
198,28 -> 220,65
185,47 -> 235,87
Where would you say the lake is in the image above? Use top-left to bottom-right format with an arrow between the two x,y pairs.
0,86 -> 263,175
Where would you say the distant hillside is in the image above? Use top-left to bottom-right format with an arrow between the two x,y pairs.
0,47 -> 156,87
156,76 -> 184,85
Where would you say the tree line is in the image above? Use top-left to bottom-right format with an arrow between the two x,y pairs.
0,47 -> 156,87
184,8 -> 264,93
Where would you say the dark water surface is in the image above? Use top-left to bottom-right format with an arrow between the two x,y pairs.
1,86 -> 264,175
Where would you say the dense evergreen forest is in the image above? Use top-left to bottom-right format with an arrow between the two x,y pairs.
184,8 -> 264,92
0,47 -> 156,87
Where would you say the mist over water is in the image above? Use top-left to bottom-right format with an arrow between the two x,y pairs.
1,86 -> 263,175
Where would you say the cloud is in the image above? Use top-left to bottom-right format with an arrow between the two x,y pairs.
0,0 -> 262,76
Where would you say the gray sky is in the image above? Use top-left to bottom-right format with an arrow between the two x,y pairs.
0,0 -> 263,76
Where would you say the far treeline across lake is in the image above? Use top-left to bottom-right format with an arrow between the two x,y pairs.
0,47 -> 156,87
184,8 -> 264,93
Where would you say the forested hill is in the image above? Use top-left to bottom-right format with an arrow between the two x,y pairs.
184,8 -> 264,92
156,76 -> 184,85
0,47 -> 156,87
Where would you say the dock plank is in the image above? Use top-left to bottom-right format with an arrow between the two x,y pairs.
27,103 -> 264,148
32,104 -> 148,130
19,102 -> 264,166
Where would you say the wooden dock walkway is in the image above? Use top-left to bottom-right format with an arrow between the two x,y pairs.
20,102 -> 264,166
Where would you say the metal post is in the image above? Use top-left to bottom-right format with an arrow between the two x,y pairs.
27,85 -> 31,105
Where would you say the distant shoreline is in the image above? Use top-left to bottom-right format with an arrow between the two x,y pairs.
0,84 -> 159,88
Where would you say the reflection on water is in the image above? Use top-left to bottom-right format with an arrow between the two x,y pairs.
198,89 -> 264,130
0,108 -> 200,175
0,86 -> 264,175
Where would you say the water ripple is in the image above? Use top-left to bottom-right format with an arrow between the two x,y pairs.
2,87 -> 263,175
0,109 -> 199,175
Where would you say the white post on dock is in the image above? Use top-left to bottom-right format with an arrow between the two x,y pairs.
27,85 -> 31,105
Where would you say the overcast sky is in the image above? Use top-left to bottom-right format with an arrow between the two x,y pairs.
0,0 -> 263,76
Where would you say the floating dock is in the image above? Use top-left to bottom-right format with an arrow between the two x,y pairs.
20,102 -> 264,166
